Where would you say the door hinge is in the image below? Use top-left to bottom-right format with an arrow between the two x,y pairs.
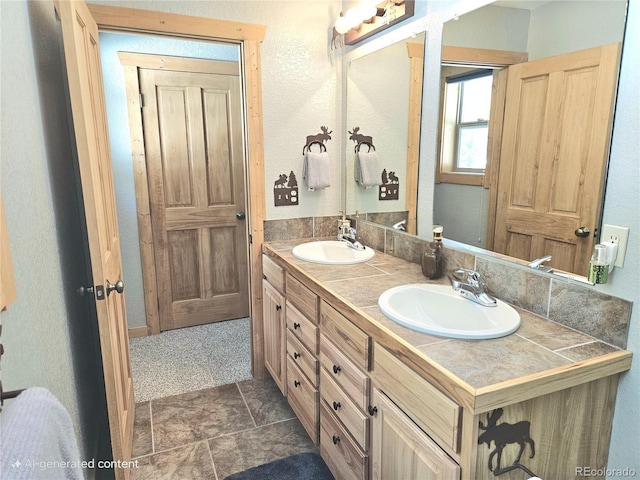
249,234 -> 253,244
139,93 -> 144,109
95,285 -> 106,301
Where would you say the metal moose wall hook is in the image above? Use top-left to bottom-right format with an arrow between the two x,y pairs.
478,408 -> 539,477
349,126 -> 376,152
302,126 -> 332,155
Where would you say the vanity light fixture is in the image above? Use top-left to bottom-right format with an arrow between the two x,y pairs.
334,0 -> 415,46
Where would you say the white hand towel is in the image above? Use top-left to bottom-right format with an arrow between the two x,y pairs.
355,151 -> 382,187
0,387 -> 83,480
303,152 -> 331,189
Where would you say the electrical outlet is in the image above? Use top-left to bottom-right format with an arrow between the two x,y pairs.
600,224 -> 630,268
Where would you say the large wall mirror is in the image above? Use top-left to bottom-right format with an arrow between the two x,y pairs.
346,0 -> 628,278
345,32 -> 425,234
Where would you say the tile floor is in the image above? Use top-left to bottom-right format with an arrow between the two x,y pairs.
130,377 -> 317,480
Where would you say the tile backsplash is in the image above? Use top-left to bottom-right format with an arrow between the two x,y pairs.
264,217 -> 633,349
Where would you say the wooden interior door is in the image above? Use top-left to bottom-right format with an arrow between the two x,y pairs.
139,66 -> 249,331
56,1 -> 134,478
493,43 -> 621,275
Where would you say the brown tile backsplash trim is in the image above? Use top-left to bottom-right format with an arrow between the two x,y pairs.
265,217 -> 633,348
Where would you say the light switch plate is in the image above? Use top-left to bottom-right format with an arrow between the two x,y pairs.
601,224 -> 629,268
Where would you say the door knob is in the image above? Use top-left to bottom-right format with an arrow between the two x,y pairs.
236,212 -> 246,220
106,279 -> 124,296
574,226 -> 590,238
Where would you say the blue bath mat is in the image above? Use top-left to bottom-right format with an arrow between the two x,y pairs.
224,452 -> 334,480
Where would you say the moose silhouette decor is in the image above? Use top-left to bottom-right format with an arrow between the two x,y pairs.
273,171 -> 299,207
478,408 -> 539,477
379,168 -> 399,201
349,126 -> 375,152
302,126 -> 333,155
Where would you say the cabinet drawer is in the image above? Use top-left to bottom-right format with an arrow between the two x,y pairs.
287,331 -> 319,387
286,273 -> 318,323
320,335 -> 369,411
320,402 -> 367,480
262,255 -> 284,292
320,368 -> 369,451
371,343 -> 462,454
320,300 -> 370,370
286,301 -> 319,354
287,357 -> 319,444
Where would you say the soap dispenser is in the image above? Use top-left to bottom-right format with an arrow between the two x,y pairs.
588,243 -> 613,284
422,225 -> 444,279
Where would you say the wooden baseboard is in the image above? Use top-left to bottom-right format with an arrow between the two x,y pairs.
128,326 -> 149,338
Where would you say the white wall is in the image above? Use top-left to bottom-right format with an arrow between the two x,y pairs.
528,0 -> 627,60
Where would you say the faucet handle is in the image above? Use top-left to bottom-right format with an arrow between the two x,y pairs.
452,268 -> 482,287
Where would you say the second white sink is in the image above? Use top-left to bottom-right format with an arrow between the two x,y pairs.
378,284 -> 520,340
292,240 -> 375,265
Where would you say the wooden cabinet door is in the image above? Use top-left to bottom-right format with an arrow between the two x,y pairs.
263,280 -> 286,394
370,388 -> 460,480
493,43 -> 621,274
57,1 -> 134,478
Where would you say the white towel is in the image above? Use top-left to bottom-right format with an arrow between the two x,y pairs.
303,152 -> 331,189
355,151 -> 382,187
0,387 -> 83,480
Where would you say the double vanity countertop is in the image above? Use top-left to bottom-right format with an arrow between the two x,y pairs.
263,239 -> 632,414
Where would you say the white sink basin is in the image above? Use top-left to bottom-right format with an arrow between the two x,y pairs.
378,284 -> 520,340
292,240 -> 375,265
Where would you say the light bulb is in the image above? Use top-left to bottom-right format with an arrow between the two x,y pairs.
359,2 -> 377,22
335,15 -> 350,34
345,8 -> 361,30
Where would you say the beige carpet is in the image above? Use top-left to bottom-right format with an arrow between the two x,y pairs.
129,318 -> 252,403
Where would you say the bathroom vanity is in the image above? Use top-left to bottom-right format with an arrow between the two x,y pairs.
262,239 -> 632,480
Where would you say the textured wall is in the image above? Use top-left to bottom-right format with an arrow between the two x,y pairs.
599,0 -> 640,473
0,0 -> 103,465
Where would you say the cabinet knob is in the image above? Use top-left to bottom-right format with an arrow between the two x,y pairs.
332,365 -> 341,374
368,405 -> 378,416
293,322 -> 300,329
294,380 -> 301,388
332,435 -> 340,445
276,304 -> 282,311
294,352 -> 301,359
333,401 -> 341,411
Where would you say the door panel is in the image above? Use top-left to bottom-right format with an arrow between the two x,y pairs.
494,43 -> 620,275
57,1 -> 134,478
140,68 -> 249,331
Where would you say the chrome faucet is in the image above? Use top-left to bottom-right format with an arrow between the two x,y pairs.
528,255 -> 553,272
449,268 -> 497,307
338,226 -> 366,251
